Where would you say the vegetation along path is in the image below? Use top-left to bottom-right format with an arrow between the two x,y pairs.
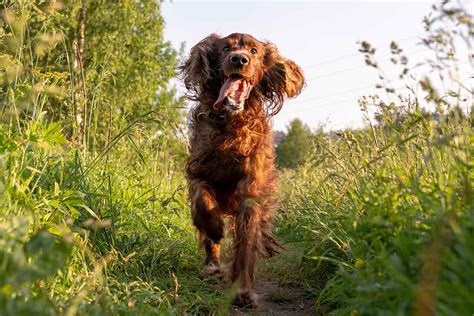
0,1 -> 472,315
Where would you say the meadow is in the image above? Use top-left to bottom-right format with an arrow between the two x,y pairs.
0,1 -> 472,315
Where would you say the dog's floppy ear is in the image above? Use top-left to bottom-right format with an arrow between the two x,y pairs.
260,43 -> 305,115
178,33 -> 221,101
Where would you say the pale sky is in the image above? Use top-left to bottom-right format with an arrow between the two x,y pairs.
162,0 -> 472,131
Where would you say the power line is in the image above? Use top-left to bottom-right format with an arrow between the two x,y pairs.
286,96 -> 374,115
291,83 -> 391,105
295,66 -> 472,106
302,33 -> 427,70
317,84 -> 380,100
302,53 -> 360,69
283,96 -> 368,115
304,48 -> 429,81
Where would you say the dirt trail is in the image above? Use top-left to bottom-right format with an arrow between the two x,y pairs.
258,280 -> 313,315
230,280 -> 313,315
215,240 -> 316,315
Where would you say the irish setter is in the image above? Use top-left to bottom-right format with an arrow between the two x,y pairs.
179,33 -> 305,307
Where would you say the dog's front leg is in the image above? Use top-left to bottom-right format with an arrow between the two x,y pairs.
231,173 -> 263,307
188,179 -> 224,270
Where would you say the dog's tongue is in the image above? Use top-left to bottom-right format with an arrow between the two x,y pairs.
213,77 -> 251,110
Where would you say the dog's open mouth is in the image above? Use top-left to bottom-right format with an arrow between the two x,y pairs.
213,75 -> 252,112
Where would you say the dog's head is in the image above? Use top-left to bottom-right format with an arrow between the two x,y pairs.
179,33 -> 305,116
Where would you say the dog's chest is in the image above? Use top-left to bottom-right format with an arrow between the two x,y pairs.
187,112 -> 273,184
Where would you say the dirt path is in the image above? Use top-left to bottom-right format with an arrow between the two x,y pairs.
229,280 -> 314,315
229,242 -> 316,315
256,280 -> 313,315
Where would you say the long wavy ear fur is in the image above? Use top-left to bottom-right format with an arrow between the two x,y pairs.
259,43 -> 305,116
178,34 -> 221,101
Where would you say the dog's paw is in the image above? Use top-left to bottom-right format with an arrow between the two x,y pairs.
232,289 -> 259,309
202,264 -> 229,281
203,263 -> 221,275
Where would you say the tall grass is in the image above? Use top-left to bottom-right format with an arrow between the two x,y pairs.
277,2 -> 473,314
279,108 -> 471,313
0,0 -> 472,315
0,1 -> 201,314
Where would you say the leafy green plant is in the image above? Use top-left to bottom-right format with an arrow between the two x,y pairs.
0,216 -> 72,315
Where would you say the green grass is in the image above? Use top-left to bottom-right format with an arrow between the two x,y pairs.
1,1 -> 473,315
277,111 -> 472,314
3,100 -> 470,315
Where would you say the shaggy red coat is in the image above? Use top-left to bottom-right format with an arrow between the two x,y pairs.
179,33 -> 305,307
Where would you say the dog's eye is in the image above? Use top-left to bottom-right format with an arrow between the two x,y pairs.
250,48 -> 257,54
223,46 -> 230,52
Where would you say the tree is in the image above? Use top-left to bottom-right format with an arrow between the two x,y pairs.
78,0 -> 183,147
1,0 -> 184,149
276,118 -> 314,169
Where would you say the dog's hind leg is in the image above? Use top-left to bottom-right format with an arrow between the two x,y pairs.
230,198 -> 261,308
259,201 -> 281,258
230,159 -> 279,307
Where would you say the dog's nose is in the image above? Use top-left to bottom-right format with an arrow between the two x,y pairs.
230,54 -> 249,66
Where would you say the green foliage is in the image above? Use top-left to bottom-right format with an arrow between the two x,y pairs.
0,0 -> 184,148
81,0 -> 183,142
0,0 -> 472,315
277,2 -> 473,314
279,108 -> 472,314
276,118 -> 315,169
0,1 -> 195,314
0,217 -> 72,315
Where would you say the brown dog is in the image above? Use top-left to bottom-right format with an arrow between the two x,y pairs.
179,33 -> 305,307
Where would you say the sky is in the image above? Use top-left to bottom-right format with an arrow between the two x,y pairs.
161,0 -> 472,131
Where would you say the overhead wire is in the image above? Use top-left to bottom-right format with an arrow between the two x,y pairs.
302,29 -> 462,69
303,48 -> 429,81
285,68 -> 471,115
302,33 -> 428,70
